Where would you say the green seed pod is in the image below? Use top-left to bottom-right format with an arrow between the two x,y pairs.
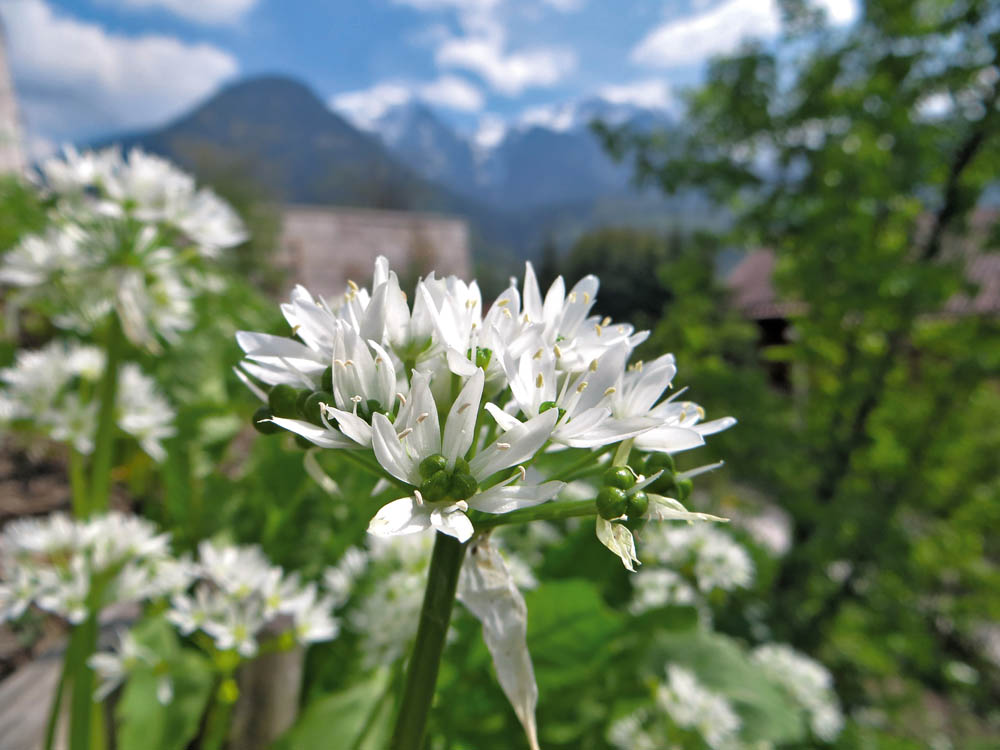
454,456 -> 471,476
268,384 -> 300,418
644,452 -> 676,476
626,490 -> 649,518
603,466 -> 636,490
419,454 -> 448,479
296,388 -> 311,417
304,391 -> 335,425
421,470 -> 451,502
649,471 -> 680,497
596,486 -> 628,520
475,347 -> 493,370
677,478 -> 693,502
449,472 -> 478,501
251,407 -> 281,435
539,400 -> 557,413
322,365 -> 333,392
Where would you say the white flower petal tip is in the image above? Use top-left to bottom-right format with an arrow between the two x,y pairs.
458,539 -> 540,750
366,498 -> 432,538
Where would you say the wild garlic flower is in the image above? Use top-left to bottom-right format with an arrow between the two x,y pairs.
751,645 -> 844,742
89,629 -> 173,704
641,524 -> 755,594
0,340 -> 175,460
1,147 -> 245,351
0,512 -> 183,625
166,540 -> 338,658
238,255 -> 734,564
658,665 -> 742,750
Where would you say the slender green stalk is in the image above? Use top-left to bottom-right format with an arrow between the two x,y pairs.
389,533 -> 466,750
472,499 -> 597,530
69,449 -> 89,518
67,611 -> 99,750
89,318 -> 125,514
201,681 -> 237,750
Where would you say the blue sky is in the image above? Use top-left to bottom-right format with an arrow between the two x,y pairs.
1,0 -> 857,154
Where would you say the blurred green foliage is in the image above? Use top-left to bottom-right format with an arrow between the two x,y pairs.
592,0 -> 1000,744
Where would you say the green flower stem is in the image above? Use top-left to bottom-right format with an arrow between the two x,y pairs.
201,683 -> 237,750
89,317 -> 125,515
389,532 -> 467,750
43,642 -> 71,750
612,438 -> 634,468
69,449 -> 89,519
67,610 -> 100,750
471,499 -> 598,530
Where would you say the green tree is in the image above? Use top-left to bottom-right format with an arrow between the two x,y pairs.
597,0 -> 1000,743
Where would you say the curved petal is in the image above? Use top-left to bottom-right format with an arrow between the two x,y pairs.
323,406 -> 373,447
469,481 -> 565,515
484,402 -> 522,432
634,426 -> 705,454
695,416 -> 737,436
429,507 -> 474,542
372,413 -> 419,485
596,517 -> 639,572
443,369 -> 485,467
470,409 -> 558,480
367,497 -> 432,537
269,417 -> 355,449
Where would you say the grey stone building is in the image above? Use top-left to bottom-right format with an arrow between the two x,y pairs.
0,19 -> 24,175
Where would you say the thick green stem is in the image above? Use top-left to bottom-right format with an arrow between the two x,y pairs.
201,684 -> 236,750
389,532 -> 466,750
89,318 -> 125,515
472,499 -> 597,530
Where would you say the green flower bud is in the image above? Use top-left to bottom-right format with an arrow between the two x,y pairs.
475,347 -> 493,370
626,490 -> 649,518
677,478 -> 693,502
538,401 -> 566,420
449,472 -> 478,501
596,487 -> 628,520
322,365 -> 333,392
304,391 -> 335,425
268,384 -> 300,418
644,452 -> 676,476
421,470 -> 451,502
603,466 -> 636,490
419,454 -> 448,479
296,388 -> 311,417
251,407 -> 281,435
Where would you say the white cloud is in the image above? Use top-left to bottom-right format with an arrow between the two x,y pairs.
102,0 -> 259,25
631,0 -> 858,69
436,37 -> 575,95
331,76 -> 484,130
419,75 -> 485,111
4,1 -> 238,140
542,0 -> 585,11
518,103 -> 576,132
598,79 -> 673,110
473,113 -> 507,150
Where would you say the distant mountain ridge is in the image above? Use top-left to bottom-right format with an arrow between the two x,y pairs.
96,75 -> 713,263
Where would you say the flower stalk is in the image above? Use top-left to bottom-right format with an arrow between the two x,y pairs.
88,318 -> 125,515
389,532 -> 467,750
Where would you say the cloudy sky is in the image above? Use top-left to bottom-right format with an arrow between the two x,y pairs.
1,0 -> 857,153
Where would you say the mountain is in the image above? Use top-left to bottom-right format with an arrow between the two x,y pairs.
99,76 -> 468,213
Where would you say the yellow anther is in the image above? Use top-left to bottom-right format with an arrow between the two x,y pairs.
347,279 -> 359,292
397,427 -> 413,439
601,316 -> 611,327
604,387 -> 617,396
416,412 -> 429,423
291,324 -> 301,334
497,298 -> 510,307
497,442 -> 511,450
457,402 -> 472,414
577,382 -> 588,393
553,344 -> 563,358
590,359 -> 599,372
594,324 -> 603,337
569,292 -> 577,303
396,392 -> 407,405
533,348 -> 544,360
584,292 -> 591,303
536,374 -> 544,388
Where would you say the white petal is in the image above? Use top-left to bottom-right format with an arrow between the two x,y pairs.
367,497 -> 431,537
633,426 -> 705,454
372,414 -> 419,485
323,405 -> 373,447
269,417 -> 355,449
470,409 -> 558,480
429,507 -> 474,542
443,369 -> 485,467
647,495 -> 729,523
596,517 -> 639,572
469,480 -> 565,515
404,374 -> 442,461
233,366 -> 269,403
695,416 -> 737,435
522,262 -> 544,323
458,538 -> 540,750
562,416 -> 656,448
484,402 -> 522,431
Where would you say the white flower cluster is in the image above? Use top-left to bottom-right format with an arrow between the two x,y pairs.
640,524 -> 755,593
237,256 -> 734,567
1,146 -> 246,351
0,339 -> 175,460
89,629 -> 174,705
751,644 -> 844,742
166,540 -> 339,658
657,665 -> 743,749
0,512 -> 183,624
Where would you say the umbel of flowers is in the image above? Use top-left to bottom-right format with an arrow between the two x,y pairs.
237,255 -> 735,749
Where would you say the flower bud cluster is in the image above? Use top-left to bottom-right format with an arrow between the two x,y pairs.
0,147 -> 246,351
0,512 -> 181,624
0,339 -> 175,460
166,540 -> 339,658
238,255 -> 734,567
